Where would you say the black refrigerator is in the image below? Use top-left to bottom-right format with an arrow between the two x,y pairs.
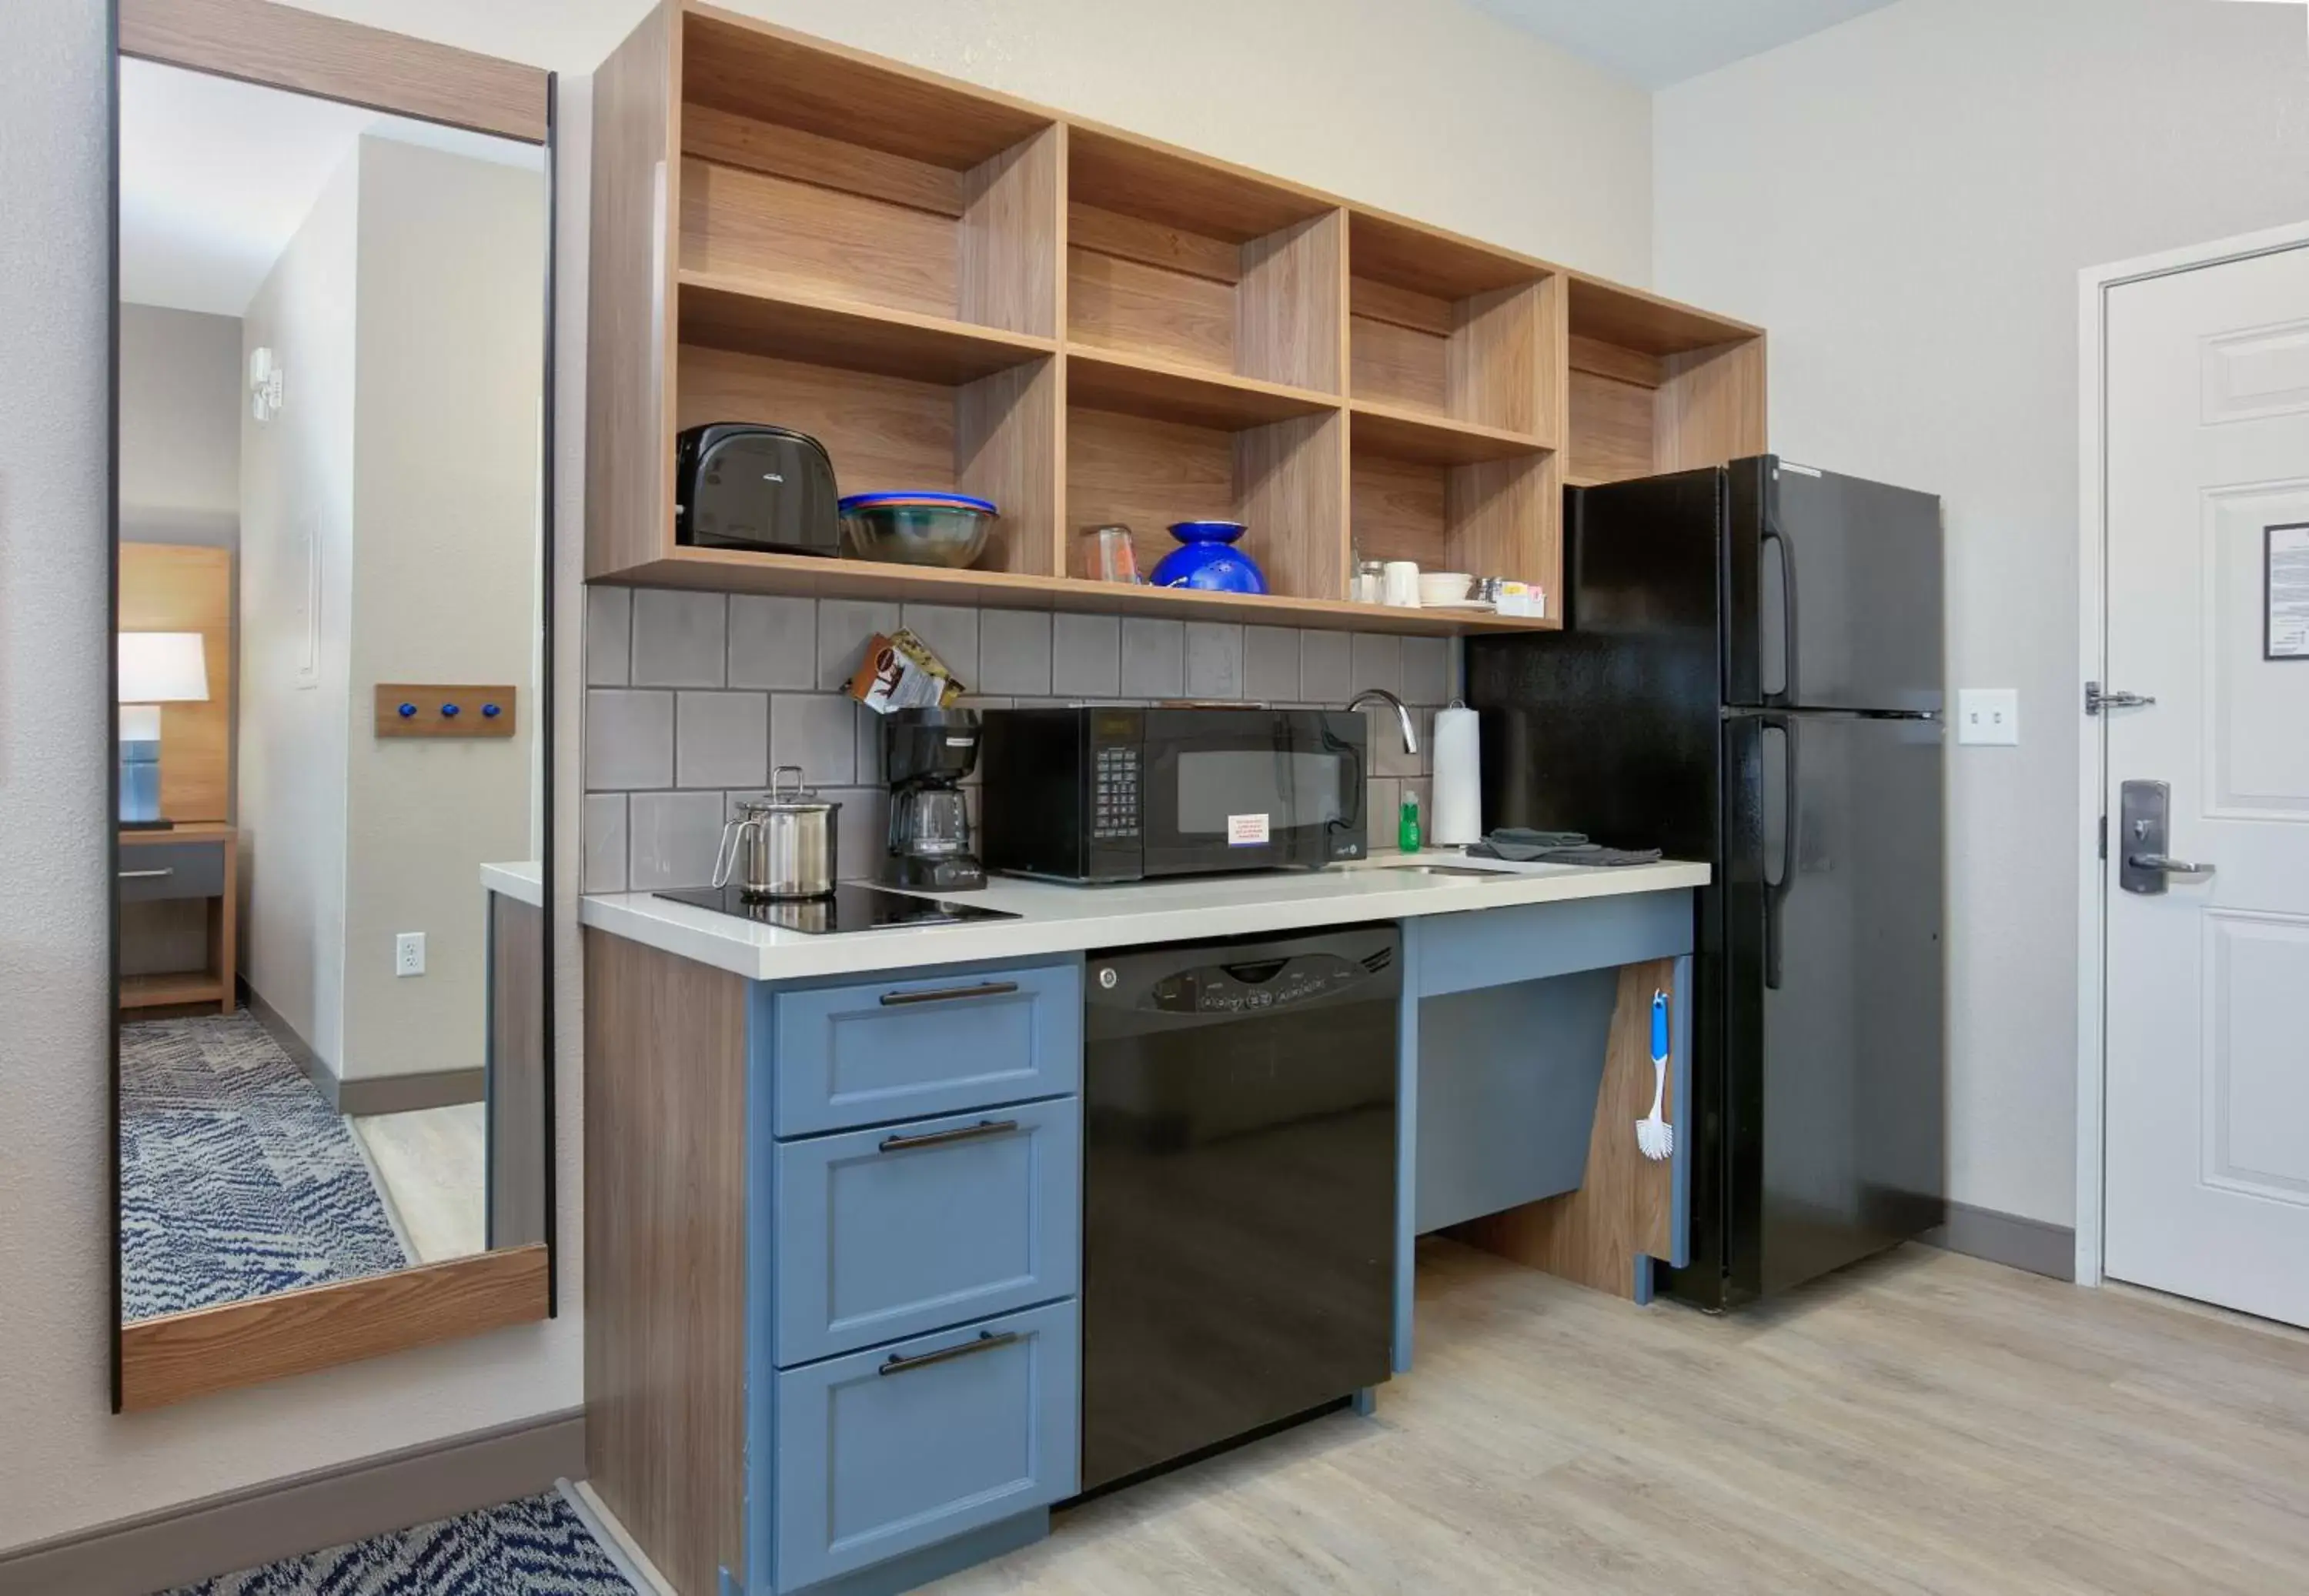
1465,456 -> 1946,1310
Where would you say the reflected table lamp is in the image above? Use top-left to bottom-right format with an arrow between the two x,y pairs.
119,631 -> 209,830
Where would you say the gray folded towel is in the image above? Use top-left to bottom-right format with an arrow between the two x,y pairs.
1468,827 -> 1663,866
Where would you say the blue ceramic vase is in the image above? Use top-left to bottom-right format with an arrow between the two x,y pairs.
1151,520 -> 1268,594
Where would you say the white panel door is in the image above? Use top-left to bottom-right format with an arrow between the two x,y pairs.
2104,245 -> 2309,1328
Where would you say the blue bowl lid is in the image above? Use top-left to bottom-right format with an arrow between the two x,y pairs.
840,491 -> 998,513
1168,519 -> 1248,542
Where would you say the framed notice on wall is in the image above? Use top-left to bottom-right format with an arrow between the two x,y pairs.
2269,523 -> 2309,660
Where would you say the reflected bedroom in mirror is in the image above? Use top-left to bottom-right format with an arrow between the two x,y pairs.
112,36 -> 555,1411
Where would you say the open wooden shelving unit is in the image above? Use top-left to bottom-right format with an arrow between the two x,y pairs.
586,2 -> 1768,636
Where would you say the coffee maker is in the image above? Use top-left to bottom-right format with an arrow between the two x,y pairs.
882,706 -> 984,891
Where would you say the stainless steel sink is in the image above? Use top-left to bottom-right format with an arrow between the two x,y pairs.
1375,863 -> 1515,878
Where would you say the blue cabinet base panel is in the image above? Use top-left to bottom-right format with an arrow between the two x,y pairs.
779,1510 -> 1049,1596
1413,972 -> 1619,1234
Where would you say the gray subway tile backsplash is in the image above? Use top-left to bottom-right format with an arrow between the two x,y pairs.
1118,617 -> 1185,698
1348,631 -> 1402,700
585,586 -> 632,687
630,589 -> 727,688
1300,629 -> 1352,702
978,609 -> 1053,695
816,599 -> 902,691
1183,622 -> 1244,700
583,793 -> 627,893
675,690 -> 769,790
727,593 -> 817,689
1242,626 -> 1299,703
587,589 -> 1463,891
899,603 -> 980,683
769,692 -> 859,787
585,689 -> 673,791
1051,613 -> 1121,698
1402,635 -> 1450,706
627,790 -> 727,891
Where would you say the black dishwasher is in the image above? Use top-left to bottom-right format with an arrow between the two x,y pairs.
1080,924 -> 1399,1495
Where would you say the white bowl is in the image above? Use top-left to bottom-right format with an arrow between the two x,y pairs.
1418,571 -> 1473,604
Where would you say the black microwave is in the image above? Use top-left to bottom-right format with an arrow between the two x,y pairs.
979,706 -> 1368,883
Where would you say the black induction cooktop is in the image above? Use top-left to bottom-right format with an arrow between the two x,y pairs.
654,882 -> 1019,935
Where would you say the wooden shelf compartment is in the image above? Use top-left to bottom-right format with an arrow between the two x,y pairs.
676,340 -> 1062,577
603,547 -> 1555,635
1347,210 -> 1560,445
1350,412 -> 1558,608
121,971 -> 229,1010
1066,392 -> 1347,604
1565,276 -> 1766,485
677,272 -> 1055,384
1066,125 -> 1345,396
677,6 -> 1061,340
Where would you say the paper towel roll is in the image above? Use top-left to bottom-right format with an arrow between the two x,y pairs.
1431,703 -> 1482,846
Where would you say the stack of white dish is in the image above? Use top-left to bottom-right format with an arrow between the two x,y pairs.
1417,570 -> 1473,606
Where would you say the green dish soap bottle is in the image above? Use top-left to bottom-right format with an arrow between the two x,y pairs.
1398,788 -> 1422,854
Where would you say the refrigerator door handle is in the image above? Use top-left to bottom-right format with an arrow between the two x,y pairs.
1761,516 -> 1799,706
1763,713 -> 1798,990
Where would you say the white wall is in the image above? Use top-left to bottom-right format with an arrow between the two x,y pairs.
239,145 -> 359,1067
119,303 -> 242,549
1654,0 -> 2309,1227
339,136 -> 545,1083
0,0 -> 1650,1557
0,2 -> 587,1555
282,0 -> 1659,283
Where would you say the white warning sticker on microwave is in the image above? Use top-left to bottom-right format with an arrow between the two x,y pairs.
1228,813 -> 1271,846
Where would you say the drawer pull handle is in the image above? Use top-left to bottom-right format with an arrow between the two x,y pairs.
878,980 -> 1021,1008
877,1118 -> 1020,1154
119,868 -> 175,880
877,1329 -> 1021,1377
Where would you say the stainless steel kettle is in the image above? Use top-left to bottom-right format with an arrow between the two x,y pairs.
713,766 -> 840,899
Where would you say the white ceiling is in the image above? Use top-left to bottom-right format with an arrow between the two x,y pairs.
1463,0 -> 1901,87
119,58 -> 544,319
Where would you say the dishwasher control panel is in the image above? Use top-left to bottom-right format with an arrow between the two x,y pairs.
1132,953 -> 1362,1013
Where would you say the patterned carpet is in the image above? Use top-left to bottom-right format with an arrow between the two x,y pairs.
166,1491 -> 635,1595
120,1010 -> 411,1321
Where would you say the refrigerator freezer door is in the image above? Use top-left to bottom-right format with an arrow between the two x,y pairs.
1719,710 -> 1946,1301
1727,459 -> 1945,713
1466,469 -> 1726,858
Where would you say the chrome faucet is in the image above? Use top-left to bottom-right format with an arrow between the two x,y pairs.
1347,687 -> 1418,756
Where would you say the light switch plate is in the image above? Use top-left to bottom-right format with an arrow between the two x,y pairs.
1957,688 -> 2020,746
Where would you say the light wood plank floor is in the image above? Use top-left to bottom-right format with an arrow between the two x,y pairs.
352,1104 -> 486,1264
931,1240 -> 2309,1595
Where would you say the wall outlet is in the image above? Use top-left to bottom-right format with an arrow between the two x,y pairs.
395,932 -> 426,977
1956,688 -> 2020,746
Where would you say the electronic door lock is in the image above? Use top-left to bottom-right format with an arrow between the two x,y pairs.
2117,780 -> 2213,894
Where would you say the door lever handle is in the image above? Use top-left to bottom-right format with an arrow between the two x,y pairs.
2125,853 -> 2214,876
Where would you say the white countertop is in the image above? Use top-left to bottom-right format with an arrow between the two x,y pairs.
579,851 -> 1709,983
482,860 -> 543,908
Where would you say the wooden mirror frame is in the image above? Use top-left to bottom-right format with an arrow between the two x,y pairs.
108,0 -> 559,1412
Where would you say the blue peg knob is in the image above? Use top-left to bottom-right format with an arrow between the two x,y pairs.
397,703 -> 417,719
481,703 -> 502,719
441,702 -> 461,718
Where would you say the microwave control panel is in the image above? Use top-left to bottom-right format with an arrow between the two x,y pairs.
1093,746 -> 1141,840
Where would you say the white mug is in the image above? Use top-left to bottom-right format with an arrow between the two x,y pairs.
1382,560 -> 1422,607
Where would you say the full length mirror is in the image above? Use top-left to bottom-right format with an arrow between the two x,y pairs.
112,28 -> 554,1410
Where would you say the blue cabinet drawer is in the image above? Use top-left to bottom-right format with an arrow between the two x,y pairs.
773,1099 -> 1081,1367
770,960 -> 1081,1137
773,1299 -> 1079,1592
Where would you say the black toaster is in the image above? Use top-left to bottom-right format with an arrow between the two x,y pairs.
673,423 -> 840,556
